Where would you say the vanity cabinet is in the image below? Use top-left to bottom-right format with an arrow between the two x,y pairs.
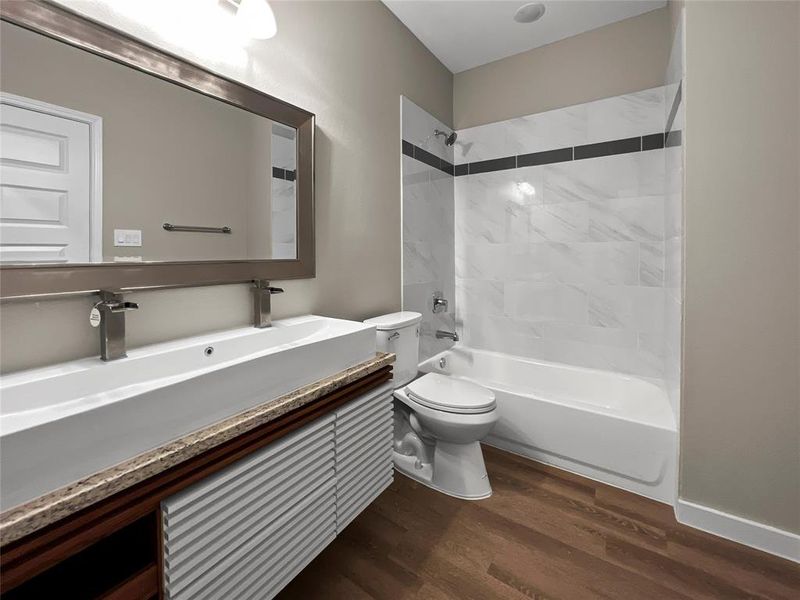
1,366 -> 393,599
161,384 -> 393,600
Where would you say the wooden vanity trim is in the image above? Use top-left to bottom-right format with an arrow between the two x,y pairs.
0,366 -> 393,595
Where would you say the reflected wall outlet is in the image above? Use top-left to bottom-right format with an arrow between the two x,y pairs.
114,229 -> 142,247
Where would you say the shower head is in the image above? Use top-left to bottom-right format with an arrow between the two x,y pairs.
434,129 -> 457,146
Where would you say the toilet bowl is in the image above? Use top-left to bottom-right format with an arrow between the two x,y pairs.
364,312 -> 497,500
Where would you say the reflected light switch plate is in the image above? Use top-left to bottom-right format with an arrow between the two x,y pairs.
114,229 -> 142,247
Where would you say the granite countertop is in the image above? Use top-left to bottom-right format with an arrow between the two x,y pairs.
0,352 -> 395,546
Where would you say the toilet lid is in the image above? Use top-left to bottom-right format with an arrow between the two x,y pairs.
405,373 -> 496,414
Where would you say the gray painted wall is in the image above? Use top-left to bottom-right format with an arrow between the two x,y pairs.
453,8 -> 671,129
680,0 -> 800,535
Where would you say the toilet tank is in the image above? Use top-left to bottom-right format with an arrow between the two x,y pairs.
364,312 -> 422,387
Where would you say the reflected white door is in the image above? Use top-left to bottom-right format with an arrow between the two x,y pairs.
0,99 -> 98,263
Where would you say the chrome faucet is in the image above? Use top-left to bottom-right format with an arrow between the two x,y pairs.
435,329 -> 459,342
95,290 -> 139,361
252,280 -> 284,328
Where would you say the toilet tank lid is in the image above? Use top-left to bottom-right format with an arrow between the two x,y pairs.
364,311 -> 422,330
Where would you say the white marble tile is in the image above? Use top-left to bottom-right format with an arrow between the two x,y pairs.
459,313 -> 547,359
587,196 -> 665,243
583,242 -> 640,285
504,282 -> 587,322
403,241 -> 451,286
455,243 -> 508,280
456,279 -> 504,317
507,243 -> 559,282
664,237 -> 681,297
639,242 -> 665,287
585,87 -> 665,143
505,104 -> 589,156
635,331 -> 666,378
455,180 -> 509,244
543,154 -> 639,204
534,322 -> 638,349
637,150 -> 667,196
587,285 -> 664,333
402,154 -> 429,182
529,201 -> 590,243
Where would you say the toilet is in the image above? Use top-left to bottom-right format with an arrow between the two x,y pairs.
364,311 -> 498,500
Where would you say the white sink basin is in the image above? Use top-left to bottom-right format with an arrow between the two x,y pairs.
0,315 -> 376,510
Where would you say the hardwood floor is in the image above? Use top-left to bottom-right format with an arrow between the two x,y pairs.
278,445 -> 799,600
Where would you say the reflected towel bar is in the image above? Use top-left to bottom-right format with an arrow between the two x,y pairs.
163,223 -> 232,234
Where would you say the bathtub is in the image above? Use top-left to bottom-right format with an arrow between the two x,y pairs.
419,346 -> 677,503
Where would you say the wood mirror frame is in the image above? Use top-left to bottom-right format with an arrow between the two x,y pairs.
0,0 -> 315,299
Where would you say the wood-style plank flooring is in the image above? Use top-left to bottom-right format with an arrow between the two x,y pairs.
277,445 -> 799,600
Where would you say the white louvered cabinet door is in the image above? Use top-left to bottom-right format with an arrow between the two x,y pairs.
160,382 -> 395,600
334,383 -> 394,532
161,414 -> 337,600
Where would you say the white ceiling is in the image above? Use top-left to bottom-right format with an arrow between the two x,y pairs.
382,0 -> 666,73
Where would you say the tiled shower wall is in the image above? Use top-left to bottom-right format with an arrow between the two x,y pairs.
401,97 -> 455,361
454,87 -> 681,384
271,126 -> 297,259
664,13 -> 685,412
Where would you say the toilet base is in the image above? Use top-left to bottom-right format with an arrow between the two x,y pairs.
392,440 -> 492,500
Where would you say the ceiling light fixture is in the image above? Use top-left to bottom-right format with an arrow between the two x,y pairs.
219,0 -> 277,39
514,2 -> 546,24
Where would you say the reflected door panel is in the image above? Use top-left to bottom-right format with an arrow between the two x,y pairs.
0,104 -> 93,263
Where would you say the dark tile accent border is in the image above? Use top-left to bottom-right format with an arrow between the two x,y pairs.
642,133 -> 665,151
665,129 -> 682,148
469,155 -> 516,175
402,126 -> 679,178
414,146 -> 443,171
517,147 -> 573,168
401,140 -> 455,176
574,136 -> 641,160
272,167 -> 296,181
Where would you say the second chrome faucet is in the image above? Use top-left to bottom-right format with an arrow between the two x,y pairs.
253,280 -> 284,328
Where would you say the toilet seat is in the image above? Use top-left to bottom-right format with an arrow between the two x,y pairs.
404,373 -> 496,415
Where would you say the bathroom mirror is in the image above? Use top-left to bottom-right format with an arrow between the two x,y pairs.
0,1 -> 314,298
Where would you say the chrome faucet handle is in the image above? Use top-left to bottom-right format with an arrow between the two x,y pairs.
95,291 -> 139,313
106,301 -> 139,313
432,293 -> 448,314
254,280 -> 284,294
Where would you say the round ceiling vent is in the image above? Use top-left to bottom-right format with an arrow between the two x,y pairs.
514,2 -> 546,24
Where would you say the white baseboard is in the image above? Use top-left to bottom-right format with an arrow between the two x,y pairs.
676,499 -> 800,563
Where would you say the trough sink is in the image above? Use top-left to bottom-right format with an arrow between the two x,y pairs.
0,315 -> 376,510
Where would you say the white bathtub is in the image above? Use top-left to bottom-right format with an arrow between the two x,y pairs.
420,346 -> 677,503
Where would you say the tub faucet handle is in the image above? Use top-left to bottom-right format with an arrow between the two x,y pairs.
432,293 -> 448,314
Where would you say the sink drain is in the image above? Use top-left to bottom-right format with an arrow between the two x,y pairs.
204,346 -> 214,357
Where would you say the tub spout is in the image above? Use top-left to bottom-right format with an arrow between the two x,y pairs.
435,330 -> 459,342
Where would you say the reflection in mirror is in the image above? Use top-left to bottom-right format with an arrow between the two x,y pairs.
0,20 -> 297,264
